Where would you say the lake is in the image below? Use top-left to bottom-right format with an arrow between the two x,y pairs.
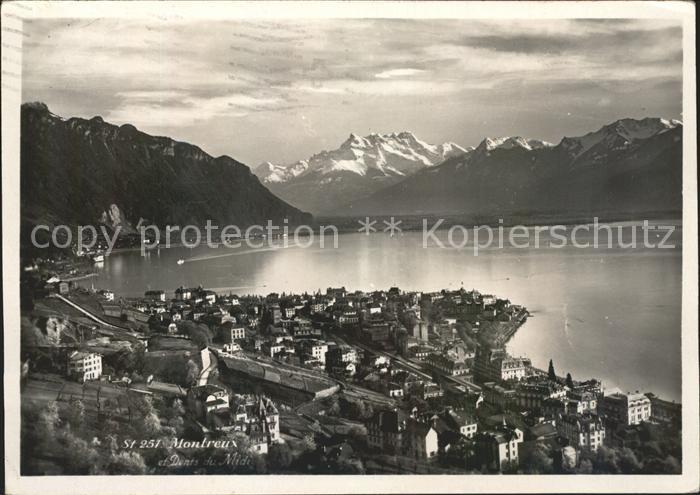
81,222 -> 683,402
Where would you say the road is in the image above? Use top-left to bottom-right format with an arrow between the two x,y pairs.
23,374 -> 146,406
197,348 -> 217,386
50,294 -> 139,338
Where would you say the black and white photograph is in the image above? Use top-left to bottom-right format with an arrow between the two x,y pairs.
2,1 -> 698,493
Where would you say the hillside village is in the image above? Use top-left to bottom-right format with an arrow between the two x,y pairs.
20,269 -> 682,475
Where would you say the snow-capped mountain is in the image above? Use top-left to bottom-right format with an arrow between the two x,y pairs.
255,160 -> 309,184
341,117 -> 683,218
560,117 -> 681,159
476,136 -> 554,153
256,132 -> 469,214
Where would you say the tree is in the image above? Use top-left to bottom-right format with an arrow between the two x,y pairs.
59,430 -> 99,474
267,443 -> 293,471
301,434 -> 316,453
520,442 -> 553,474
65,398 -> 86,428
334,458 -> 365,474
617,447 -> 643,473
38,401 -> 61,438
593,446 -> 642,474
547,359 -> 556,381
441,438 -> 475,470
103,450 -> 147,474
186,359 -> 200,386
339,397 -> 367,420
565,373 -> 574,389
575,458 -> 594,474
141,412 -> 162,437
327,398 -> 341,416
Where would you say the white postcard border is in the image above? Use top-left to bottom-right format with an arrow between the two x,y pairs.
2,1 -> 697,494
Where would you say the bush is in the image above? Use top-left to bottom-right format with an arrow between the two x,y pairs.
267,443 -> 293,470
104,451 -> 147,474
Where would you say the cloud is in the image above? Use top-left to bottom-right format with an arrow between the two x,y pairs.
21,18 -> 683,164
374,68 -> 427,79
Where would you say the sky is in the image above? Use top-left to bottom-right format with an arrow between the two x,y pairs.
23,18 -> 683,166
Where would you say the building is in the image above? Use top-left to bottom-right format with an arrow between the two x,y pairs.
441,409 -> 478,439
426,353 -> 470,376
601,393 -> 652,425
557,413 -> 606,452
645,393 -> 682,426
473,348 -> 531,383
309,298 -> 327,314
542,397 -> 582,418
406,420 -> 439,460
408,345 -> 433,361
99,289 -> 114,301
361,322 -> 390,343
386,382 -> 404,398
267,304 -> 282,325
422,382 -> 443,399
326,345 -> 357,375
145,290 -> 166,302
205,389 -> 230,413
367,409 -> 406,454
175,286 -> 192,301
474,424 -> 524,471
102,303 -> 123,318
262,342 -> 286,358
205,394 -> 280,453
67,351 -> 102,382
568,390 -> 598,414
366,410 -> 438,460
222,325 -> 246,343
326,287 -> 347,299
515,381 -> 567,409
290,318 -> 320,338
281,305 -> 296,318
482,382 -> 516,409
298,339 -> 329,365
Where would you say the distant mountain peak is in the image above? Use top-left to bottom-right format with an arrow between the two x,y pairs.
477,136 -> 553,153
255,131 -> 470,214
340,116 -> 682,217
257,131 -> 468,186
560,117 -> 681,157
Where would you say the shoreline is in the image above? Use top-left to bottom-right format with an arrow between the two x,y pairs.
99,217 -> 683,257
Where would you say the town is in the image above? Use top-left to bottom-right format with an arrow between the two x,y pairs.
20,269 -> 682,475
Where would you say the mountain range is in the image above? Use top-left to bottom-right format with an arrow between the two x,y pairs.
341,117 -> 682,217
20,102 -> 310,235
21,103 -> 683,243
255,132 -> 468,214
254,117 -> 682,218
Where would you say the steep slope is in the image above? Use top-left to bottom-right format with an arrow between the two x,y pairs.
255,132 -> 469,214
20,102 -> 311,232
340,118 -> 682,217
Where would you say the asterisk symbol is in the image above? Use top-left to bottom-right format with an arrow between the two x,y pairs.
357,217 -> 377,235
383,217 -> 402,235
